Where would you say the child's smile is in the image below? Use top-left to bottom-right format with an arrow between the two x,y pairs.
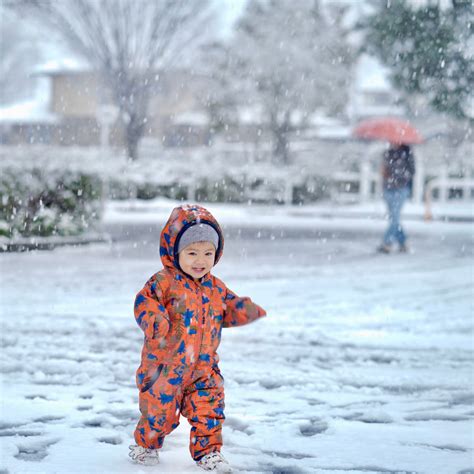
178,241 -> 216,279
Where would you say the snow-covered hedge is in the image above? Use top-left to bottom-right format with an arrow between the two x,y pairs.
0,168 -> 102,238
0,145 -> 334,208
114,175 -> 330,204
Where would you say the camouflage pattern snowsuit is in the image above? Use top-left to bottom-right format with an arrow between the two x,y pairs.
133,205 -> 266,460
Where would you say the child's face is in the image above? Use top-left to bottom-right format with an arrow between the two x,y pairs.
178,241 -> 216,279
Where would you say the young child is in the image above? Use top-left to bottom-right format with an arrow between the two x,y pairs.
129,204 -> 266,472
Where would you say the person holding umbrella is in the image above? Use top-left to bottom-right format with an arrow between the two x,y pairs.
353,117 -> 422,254
378,143 -> 415,253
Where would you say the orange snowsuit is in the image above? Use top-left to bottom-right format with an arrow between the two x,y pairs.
133,205 -> 266,460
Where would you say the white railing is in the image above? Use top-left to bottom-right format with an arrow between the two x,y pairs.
330,163 -> 474,205
426,173 -> 474,203
330,170 -> 381,203
184,161 -> 473,206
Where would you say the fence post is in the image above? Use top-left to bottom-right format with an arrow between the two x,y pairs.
359,160 -> 370,201
284,178 -> 293,205
463,173 -> 472,201
413,150 -> 424,204
100,177 -> 109,231
438,166 -> 448,203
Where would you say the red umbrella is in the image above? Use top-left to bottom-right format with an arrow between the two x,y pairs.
353,117 -> 423,145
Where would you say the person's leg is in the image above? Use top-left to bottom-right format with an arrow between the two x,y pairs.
181,363 -> 225,461
394,187 -> 410,247
383,189 -> 398,246
134,364 -> 183,449
395,221 -> 406,247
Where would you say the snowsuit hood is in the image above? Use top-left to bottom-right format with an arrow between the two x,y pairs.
160,204 -> 224,275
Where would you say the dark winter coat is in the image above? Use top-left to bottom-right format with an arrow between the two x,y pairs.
382,145 -> 416,190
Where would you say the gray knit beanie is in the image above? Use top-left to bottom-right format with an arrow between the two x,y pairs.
177,223 -> 219,253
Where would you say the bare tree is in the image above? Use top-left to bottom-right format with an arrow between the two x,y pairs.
9,0 -> 217,159
0,7 -> 42,104
203,0 -> 353,165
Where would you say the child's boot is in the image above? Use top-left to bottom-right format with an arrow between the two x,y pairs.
196,451 -> 232,473
128,444 -> 160,465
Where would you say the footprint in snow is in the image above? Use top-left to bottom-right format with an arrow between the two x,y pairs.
32,415 -> 64,423
299,418 -> 328,436
258,379 -> 284,390
257,462 -> 306,474
342,411 -> 393,424
450,392 -> 474,406
76,405 -> 93,411
0,422 -> 22,430
224,416 -> 254,435
0,428 -> 43,437
81,416 -> 109,428
408,443 -> 467,453
305,398 -> 325,406
79,393 -> 93,399
405,412 -> 470,422
14,437 -> 60,462
97,435 -> 122,445
24,394 -> 51,401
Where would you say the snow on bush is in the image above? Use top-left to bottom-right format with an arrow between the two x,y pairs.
0,145 -> 333,205
0,167 -> 102,238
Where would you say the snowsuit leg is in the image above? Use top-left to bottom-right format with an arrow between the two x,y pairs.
181,363 -> 225,460
134,365 -> 183,449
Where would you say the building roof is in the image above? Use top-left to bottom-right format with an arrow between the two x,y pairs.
0,79 -> 57,124
34,57 -> 92,76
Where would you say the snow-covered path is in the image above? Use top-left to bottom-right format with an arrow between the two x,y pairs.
1,217 -> 473,474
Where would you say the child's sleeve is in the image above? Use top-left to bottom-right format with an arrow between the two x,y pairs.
134,275 -> 170,341
222,286 -> 266,328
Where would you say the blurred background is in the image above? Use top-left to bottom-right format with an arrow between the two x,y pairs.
0,0 -> 472,243
0,1 -> 473,473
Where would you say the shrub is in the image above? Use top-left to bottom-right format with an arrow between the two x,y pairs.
293,176 -> 331,204
0,168 -> 103,238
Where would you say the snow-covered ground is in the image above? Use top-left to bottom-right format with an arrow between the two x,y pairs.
1,204 -> 473,474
